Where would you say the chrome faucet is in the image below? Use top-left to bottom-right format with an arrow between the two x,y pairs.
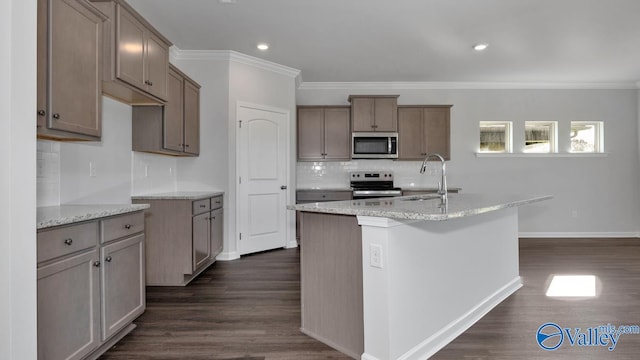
419,153 -> 447,203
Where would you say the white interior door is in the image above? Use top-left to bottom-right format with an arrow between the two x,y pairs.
237,104 -> 289,255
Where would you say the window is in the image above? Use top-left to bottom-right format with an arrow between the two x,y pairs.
479,121 -> 512,153
524,121 -> 557,153
570,121 -> 603,153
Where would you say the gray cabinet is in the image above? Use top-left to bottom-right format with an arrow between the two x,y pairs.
37,0 -> 105,141
132,64 -> 201,156
398,105 -> 452,160
297,106 -> 350,161
90,0 -> 171,104
133,194 -> 224,286
100,233 -> 145,341
37,210 -> 145,360
37,249 -> 101,360
349,95 -> 399,132
295,190 -> 353,241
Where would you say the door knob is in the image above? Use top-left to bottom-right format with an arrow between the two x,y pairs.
280,185 -> 287,190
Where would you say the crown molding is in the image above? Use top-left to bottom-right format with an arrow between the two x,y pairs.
170,47 -> 300,78
297,81 -> 640,91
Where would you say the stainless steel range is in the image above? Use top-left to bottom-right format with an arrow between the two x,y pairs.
350,171 -> 402,199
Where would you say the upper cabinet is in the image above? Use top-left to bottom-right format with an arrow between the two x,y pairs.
90,0 -> 171,104
349,95 -> 399,132
297,106 -> 351,161
398,105 -> 452,160
132,64 -> 201,156
37,0 -> 106,141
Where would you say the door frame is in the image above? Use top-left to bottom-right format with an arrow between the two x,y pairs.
235,101 -> 295,256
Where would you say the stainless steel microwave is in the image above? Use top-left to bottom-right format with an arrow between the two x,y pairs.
352,132 -> 398,159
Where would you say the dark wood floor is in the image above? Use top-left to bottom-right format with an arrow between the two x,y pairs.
101,239 -> 640,360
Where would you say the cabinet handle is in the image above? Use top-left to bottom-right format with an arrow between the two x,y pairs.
281,185 -> 287,190
200,204 -> 206,208
105,256 -> 112,263
184,144 -> 190,148
211,216 -> 216,220
215,200 -> 221,204
124,224 -> 132,229
37,110 -> 46,116
64,238 -> 73,246
93,261 -> 101,267
145,80 -> 153,86
52,113 -> 60,119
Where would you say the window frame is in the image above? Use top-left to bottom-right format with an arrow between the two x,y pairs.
479,121 -> 512,153
523,121 -> 558,154
570,121 -> 604,153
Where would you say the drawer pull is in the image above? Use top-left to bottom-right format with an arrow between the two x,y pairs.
64,238 -> 73,246
105,256 -> 112,263
215,200 -> 221,204
124,224 -> 132,229
93,261 -> 100,267
200,204 -> 206,208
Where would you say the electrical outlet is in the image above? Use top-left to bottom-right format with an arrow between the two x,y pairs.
370,244 -> 383,268
89,161 -> 97,177
169,167 -> 173,176
571,210 -> 578,218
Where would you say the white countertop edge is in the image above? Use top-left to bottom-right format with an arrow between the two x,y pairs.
37,204 -> 150,230
131,191 -> 224,200
289,194 -> 553,221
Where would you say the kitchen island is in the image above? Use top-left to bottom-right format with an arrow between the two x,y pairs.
289,193 -> 552,360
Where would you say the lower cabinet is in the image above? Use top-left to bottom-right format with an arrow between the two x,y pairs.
295,190 -> 353,242
37,250 -> 101,360
37,211 -> 146,360
132,194 -> 224,286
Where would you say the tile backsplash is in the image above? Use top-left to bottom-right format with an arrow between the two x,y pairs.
296,160 -> 443,189
37,140 -> 60,206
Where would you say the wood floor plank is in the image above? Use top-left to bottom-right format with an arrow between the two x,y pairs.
101,238 -> 640,359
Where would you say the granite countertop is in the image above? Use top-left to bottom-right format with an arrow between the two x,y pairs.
296,188 -> 352,192
37,204 -> 150,230
131,191 -> 224,200
288,193 -> 552,221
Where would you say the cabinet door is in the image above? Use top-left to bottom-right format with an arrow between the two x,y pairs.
163,67 -> 184,152
210,208 -> 223,258
192,212 -> 211,272
37,249 -> 100,360
183,79 -> 200,155
36,0 -> 48,129
351,97 -> 375,131
297,108 -> 325,161
145,32 -> 169,101
323,108 -> 351,160
398,107 -> 424,160
423,107 -> 451,160
373,97 -> 398,132
116,6 -> 146,90
48,0 -> 103,137
101,234 -> 145,341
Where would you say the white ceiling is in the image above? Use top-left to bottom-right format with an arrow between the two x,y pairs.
127,0 -> 640,84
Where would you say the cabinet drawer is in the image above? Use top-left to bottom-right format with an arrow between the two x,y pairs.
37,222 -> 99,264
297,190 -> 352,202
211,195 -> 223,210
101,211 -> 145,244
192,198 -> 211,214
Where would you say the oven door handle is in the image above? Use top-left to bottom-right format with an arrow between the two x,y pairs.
353,190 -> 403,197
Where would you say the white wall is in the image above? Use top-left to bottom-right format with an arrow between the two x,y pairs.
297,87 -> 640,236
1,0 -> 37,359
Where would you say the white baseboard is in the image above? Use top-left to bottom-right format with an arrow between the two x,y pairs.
215,251 -> 240,261
395,277 -> 523,360
519,232 -> 640,238
285,240 -> 299,249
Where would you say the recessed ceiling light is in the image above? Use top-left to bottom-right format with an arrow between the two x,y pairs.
257,43 -> 270,51
218,0 -> 236,3
473,43 -> 489,51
